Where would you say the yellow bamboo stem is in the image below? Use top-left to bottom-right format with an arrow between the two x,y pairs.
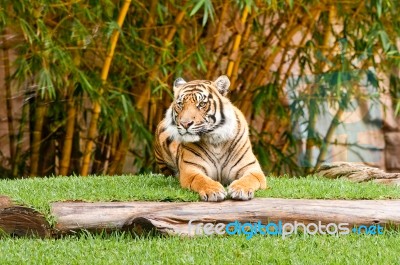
230,13 -> 253,88
142,0 -> 158,43
59,90 -> 77,176
166,10 -> 185,43
206,1 -> 229,79
59,52 -> 81,176
226,7 -> 249,77
80,0 -> 132,176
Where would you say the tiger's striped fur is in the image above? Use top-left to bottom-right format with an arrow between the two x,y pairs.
154,75 -> 267,201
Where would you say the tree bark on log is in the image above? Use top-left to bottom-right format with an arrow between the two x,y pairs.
316,162 -> 400,185
0,195 -> 51,238
51,198 -> 400,236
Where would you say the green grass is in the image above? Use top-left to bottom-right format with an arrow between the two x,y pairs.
0,174 -> 399,264
1,232 -> 400,264
0,174 -> 399,216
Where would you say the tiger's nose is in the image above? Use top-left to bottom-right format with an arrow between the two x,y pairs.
180,120 -> 194,129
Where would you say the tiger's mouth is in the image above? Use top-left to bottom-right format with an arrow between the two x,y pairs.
177,124 -> 206,136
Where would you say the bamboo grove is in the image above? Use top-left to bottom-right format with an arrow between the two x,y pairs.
0,0 -> 399,178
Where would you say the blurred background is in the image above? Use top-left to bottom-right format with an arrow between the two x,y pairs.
0,0 -> 399,178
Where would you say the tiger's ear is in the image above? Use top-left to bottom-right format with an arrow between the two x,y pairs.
214,75 -> 230,96
173,77 -> 187,96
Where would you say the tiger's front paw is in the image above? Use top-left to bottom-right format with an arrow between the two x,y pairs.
228,179 -> 255,201
198,181 -> 227,202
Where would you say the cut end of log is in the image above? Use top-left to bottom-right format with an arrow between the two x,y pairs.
316,162 -> 400,186
0,206 -> 51,238
0,195 -> 52,238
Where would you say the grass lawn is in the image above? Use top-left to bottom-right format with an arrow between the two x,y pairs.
0,174 -> 399,264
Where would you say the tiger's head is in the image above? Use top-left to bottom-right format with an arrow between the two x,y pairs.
165,75 -> 237,144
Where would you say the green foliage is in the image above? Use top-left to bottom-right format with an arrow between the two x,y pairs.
190,0 -> 215,26
1,0 -> 400,177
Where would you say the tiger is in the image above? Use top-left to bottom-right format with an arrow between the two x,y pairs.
154,75 -> 267,202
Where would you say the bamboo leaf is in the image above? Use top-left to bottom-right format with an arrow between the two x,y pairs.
376,0 -> 382,17
37,68 -> 55,99
18,18 -> 38,44
189,0 -> 214,25
76,70 -> 94,93
379,30 -> 391,52
189,0 -> 205,17
287,0 -> 294,9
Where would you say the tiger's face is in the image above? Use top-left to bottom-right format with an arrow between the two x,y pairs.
173,82 -> 217,137
165,75 -> 236,143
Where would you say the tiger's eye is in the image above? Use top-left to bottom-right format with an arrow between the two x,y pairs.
198,101 -> 207,108
176,102 -> 183,109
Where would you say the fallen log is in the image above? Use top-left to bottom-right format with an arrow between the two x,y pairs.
316,162 -> 400,185
51,198 -> 400,236
0,195 -> 51,238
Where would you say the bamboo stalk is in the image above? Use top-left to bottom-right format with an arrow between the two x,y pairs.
30,99 -> 47,177
142,0 -> 158,43
92,135 -> 106,174
80,93 -> 101,176
108,133 -> 130,175
234,19 -> 282,98
110,131 -> 118,158
80,0 -> 132,176
230,12 -> 254,88
304,94 -> 318,169
12,89 -> 30,177
315,108 -> 344,169
135,9 -> 186,138
253,6 -> 321,87
2,34 -> 15,167
206,1 -> 229,79
259,16 -> 316,157
279,27 -> 311,90
238,17 -> 283,86
305,5 -> 335,171
240,7 -> 322,117
226,6 -> 249,77
59,53 -> 81,176
240,26 -> 303,117
136,10 -> 186,111
59,90 -> 76,176
239,13 -> 302,114
207,37 -> 233,80
165,10 -> 185,42
212,2 -> 229,51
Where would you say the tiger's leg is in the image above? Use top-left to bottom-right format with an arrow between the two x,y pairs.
180,166 -> 227,202
154,120 -> 179,176
228,170 -> 267,201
